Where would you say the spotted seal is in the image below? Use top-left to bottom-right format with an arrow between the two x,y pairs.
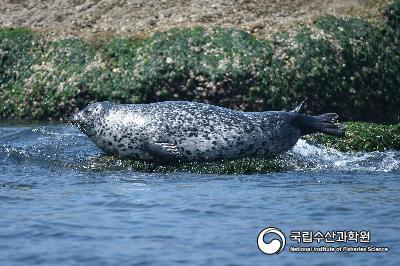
69,101 -> 345,162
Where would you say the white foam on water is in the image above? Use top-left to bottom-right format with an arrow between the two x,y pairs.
287,139 -> 400,173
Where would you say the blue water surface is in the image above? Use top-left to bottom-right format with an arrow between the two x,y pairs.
0,124 -> 399,265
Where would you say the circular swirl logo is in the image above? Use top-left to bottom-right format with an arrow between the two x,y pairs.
257,227 -> 286,255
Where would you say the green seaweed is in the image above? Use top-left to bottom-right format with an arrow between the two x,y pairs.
307,122 -> 400,152
0,28 -> 36,118
384,0 -> 400,48
1,0 -> 400,123
84,156 -> 287,174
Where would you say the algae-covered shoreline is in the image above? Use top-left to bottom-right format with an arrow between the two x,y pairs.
1,0 -> 400,122
1,0 -> 400,159
0,0 -> 391,38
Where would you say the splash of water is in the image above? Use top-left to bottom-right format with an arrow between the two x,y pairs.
287,139 -> 400,173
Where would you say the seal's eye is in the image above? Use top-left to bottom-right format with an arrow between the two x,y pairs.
92,104 -> 103,114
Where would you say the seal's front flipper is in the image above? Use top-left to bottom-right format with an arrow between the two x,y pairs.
144,141 -> 183,161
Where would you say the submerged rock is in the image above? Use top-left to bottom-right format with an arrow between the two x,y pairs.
83,156 -> 287,174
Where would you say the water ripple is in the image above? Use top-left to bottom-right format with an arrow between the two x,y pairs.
0,124 -> 399,266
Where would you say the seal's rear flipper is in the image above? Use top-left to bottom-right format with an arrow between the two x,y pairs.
296,113 -> 346,137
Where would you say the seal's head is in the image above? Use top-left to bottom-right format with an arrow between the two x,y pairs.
69,101 -> 111,135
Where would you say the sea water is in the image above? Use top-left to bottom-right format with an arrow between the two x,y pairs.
0,124 -> 399,265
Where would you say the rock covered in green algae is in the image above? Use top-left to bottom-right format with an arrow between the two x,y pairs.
384,0 -> 400,48
269,15 -> 400,123
81,156 -> 288,174
307,122 -> 400,152
0,0 -> 400,123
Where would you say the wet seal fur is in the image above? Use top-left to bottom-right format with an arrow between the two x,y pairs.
69,100 -> 345,162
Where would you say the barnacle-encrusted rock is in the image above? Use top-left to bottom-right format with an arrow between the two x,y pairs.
0,1 -> 400,122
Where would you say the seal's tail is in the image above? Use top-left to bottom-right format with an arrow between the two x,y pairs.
296,113 -> 346,137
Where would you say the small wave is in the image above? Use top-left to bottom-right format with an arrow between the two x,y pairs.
287,139 -> 400,173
